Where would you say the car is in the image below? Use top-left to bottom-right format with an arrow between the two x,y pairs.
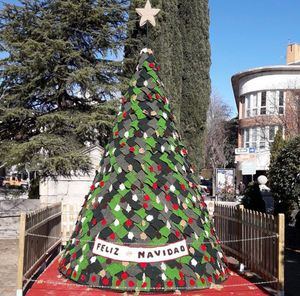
200,179 -> 213,196
2,175 -> 28,189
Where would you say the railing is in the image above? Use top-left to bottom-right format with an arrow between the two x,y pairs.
17,203 -> 62,292
214,203 -> 285,293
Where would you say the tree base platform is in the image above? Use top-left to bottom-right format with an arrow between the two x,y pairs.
26,258 -> 270,296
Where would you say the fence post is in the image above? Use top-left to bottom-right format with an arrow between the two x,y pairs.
238,205 -> 244,263
277,213 -> 285,295
17,213 -> 26,295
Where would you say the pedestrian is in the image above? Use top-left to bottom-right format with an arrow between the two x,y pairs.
238,181 -> 246,195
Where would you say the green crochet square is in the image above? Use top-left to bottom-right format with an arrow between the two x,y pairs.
106,263 -> 124,276
159,226 -> 171,237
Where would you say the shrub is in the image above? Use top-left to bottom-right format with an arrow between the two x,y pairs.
242,182 -> 266,212
268,136 -> 300,221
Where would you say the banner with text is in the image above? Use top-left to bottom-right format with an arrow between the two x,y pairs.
92,237 -> 189,263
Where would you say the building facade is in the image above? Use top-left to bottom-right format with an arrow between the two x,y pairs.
39,145 -> 104,244
232,44 -> 300,184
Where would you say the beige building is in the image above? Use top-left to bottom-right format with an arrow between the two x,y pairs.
39,145 -> 104,244
232,44 -> 300,183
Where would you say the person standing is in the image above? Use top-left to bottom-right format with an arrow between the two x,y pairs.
238,181 -> 246,195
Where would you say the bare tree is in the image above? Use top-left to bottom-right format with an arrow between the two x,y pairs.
203,93 -> 232,172
258,90 -> 300,139
283,90 -> 300,138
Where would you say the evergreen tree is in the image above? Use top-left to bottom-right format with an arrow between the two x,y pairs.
0,0 -> 129,179
224,117 -> 238,168
242,182 -> 266,213
179,0 -> 211,172
59,48 -> 228,292
270,129 -> 285,164
124,0 -> 182,122
269,136 -> 300,221
123,0 -> 148,77
124,0 -> 211,173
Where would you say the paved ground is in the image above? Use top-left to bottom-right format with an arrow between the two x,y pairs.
285,226 -> 300,296
27,257 -> 269,296
0,239 -> 18,296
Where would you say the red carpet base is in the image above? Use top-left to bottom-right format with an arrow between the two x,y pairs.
26,258 -> 270,296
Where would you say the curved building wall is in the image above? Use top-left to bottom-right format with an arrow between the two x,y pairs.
232,66 -> 300,181
239,70 -> 300,96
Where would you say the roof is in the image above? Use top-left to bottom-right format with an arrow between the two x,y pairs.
81,144 -> 104,155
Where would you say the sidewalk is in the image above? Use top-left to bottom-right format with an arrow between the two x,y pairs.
285,226 -> 300,296
26,257 -> 269,296
0,239 -> 18,296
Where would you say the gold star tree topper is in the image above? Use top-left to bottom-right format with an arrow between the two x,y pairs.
136,0 -> 160,27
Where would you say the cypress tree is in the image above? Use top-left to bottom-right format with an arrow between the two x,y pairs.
124,0 -> 182,123
224,117 -> 239,168
270,129 -> 285,164
269,136 -> 300,220
0,0 -> 129,179
179,0 -> 211,172
124,0 -> 211,172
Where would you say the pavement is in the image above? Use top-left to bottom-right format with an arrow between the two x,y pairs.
0,239 -> 19,296
285,226 -> 300,296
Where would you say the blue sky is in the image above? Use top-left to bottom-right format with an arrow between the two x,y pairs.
2,0 -> 300,115
210,0 -> 300,114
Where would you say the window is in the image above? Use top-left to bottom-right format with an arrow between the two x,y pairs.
242,126 -> 282,150
259,127 -> 267,150
268,91 -> 277,115
251,127 -> 257,148
242,91 -> 285,118
245,95 -> 251,118
244,128 -> 250,148
269,126 -> 276,142
260,91 -> 266,115
244,93 -> 261,118
252,94 -> 258,116
279,91 -> 284,115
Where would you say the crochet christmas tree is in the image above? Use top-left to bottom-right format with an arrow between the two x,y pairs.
59,49 -> 229,292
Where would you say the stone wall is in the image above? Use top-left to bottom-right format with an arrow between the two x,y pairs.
0,199 -> 42,296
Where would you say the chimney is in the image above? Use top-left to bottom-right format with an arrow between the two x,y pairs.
286,44 -> 300,65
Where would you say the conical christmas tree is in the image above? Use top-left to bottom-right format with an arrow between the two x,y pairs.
59,49 -> 229,291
